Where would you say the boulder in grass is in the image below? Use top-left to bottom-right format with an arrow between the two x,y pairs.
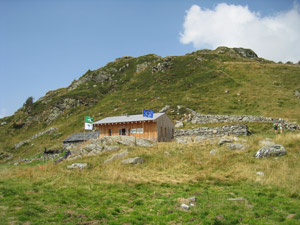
121,157 -> 144,165
227,143 -> 249,151
67,163 -> 88,169
218,138 -> 233,145
255,145 -> 286,158
104,151 -> 128,164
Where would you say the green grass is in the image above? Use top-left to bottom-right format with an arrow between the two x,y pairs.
1,176 -> 299,224
1,130 -> 300,224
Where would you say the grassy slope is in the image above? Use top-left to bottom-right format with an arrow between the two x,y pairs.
0,47 -> 300,224
0,132 -> 300,224
1,48 -> 299,158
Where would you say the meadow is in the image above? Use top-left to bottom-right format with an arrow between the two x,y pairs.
1,131 -> 299,224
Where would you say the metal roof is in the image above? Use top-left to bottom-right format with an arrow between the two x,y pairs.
94,113 -> 165,125
63,132 -> 97,143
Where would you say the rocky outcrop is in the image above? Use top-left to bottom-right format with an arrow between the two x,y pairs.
46,98 -> 82,124
214,47 -> 258,58
175,124 -> 249,138
136,62 -> 149,72
65,136 -> 156,160
152,57 -> 173,73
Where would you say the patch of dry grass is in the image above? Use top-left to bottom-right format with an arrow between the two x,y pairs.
1,133 -> 299,194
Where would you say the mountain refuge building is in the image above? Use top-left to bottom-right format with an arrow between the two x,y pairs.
93,113 -> 174,142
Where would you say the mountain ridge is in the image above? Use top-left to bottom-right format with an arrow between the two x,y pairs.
0,46 -> 299,157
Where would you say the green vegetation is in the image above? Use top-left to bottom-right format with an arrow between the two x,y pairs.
1,133 -> 300,224
1,47 -> 300,156
0,47 -> 299,224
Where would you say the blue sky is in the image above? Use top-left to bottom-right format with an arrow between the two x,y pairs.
0,0 -> 299,118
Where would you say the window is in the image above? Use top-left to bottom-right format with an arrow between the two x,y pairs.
130,129 -> 137,134
130,128 -> 143,134
137,128 -> 143,133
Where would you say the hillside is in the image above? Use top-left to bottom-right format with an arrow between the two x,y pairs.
0,47 -> 300,224
0,46 -> 300,158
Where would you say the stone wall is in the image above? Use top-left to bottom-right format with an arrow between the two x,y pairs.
190,114 -> 275,124
185,109 -> 300,131
15,127 -> 57,149
174,124 -> 249,138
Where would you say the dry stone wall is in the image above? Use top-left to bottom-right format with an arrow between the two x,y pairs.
183,108 -> 300,131
174,124 -> 249,138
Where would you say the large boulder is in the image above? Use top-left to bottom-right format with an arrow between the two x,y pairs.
255,145 -> 286,158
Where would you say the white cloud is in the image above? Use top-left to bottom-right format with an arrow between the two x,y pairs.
0,108 -> 8,119
180,3 -> 300,62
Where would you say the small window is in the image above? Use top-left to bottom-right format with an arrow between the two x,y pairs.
137,128 -> 144,133
130,129 -> 137,134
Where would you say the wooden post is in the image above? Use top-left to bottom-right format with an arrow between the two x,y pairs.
84,116 -> 86,142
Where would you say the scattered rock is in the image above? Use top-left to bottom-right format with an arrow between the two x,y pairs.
164,151 -> 171,157
218,138 -> 233,146
159,105 -> 171,113
255,145 -> 286,158
227,143 -> 248,151
180,204 -> 190,210
121,157 -> 144,164
175,121 -> 184,128
67,155 -> 82,161
104,151 -> 128,164
194,136 -> 209,142
227,197 -> 246,201
294,90 -> 300,98
176,136 -> 193,144
135,138 -> 156,147
188,196 -> 196,202
210,149 -> 218,155
1,121 -> 7,126
118,140 -> 135,146
67,163 -> 88,170
256,171 -> 265,176
103,146 -> 120,152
